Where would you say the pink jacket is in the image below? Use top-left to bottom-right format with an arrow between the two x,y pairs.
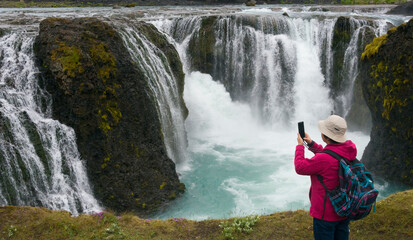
294,140 -> 357,221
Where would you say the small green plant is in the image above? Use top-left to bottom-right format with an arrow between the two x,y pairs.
219,215 -> 260,240
104,222 -> 125,239
150,231 -> 157,238
8,225 -> 17,238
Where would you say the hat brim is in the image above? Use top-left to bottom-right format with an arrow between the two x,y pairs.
318,120 -> 347,143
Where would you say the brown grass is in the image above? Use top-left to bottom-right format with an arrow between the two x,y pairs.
1,189 -> 412,239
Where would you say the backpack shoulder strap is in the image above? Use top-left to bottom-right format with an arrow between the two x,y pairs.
317,149 -> 345,220
322,149 -> 343,160
322,149 -> 351,165
317,175 -> 329,220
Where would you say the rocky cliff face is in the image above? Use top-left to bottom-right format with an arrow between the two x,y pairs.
330,17 -> 380,132
34,17 -> 185,215
360,19 -> 413,186
330,16 -> 352,104
188,16 -> 217,76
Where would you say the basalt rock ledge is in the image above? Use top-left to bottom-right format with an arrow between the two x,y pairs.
33,17 -> 185,216
360,19 -> 413,186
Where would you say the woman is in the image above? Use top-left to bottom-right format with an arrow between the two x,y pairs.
294,115 -> 356,240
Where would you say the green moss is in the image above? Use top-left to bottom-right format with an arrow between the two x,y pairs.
361,34 -> 387,60
98,112 -> 111,134
101,163 -> 107,169
105,100 -> 122,125
369,61 -> 409,120
89,41 -> 122,135
100,155 -> 111,169
382,87 -> 408,120
51,41 -> 84,78
90,42 -> 117,81
377,61 -> 387,73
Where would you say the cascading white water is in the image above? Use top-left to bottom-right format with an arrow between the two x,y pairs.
150,17 -> 202,73
212,16 -> 299,126
0,30 -> 101,215
290,17 -> 333,124
114,22 -> 188,167
340,18 -> 367,117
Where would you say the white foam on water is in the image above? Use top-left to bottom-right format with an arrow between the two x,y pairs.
241,8 -> 274,14
153,71 -> 314,220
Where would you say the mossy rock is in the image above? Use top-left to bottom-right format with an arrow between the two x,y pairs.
329,16 -> 353,114
188,16 -> 217,75
360,19 -> 413,186
34,17 -> 185,216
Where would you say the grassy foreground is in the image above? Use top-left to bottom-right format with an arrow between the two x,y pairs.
0,189 -> 412,239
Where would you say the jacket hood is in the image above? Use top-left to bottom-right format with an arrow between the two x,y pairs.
324,140 -> 357,160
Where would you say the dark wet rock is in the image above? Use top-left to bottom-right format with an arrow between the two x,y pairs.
34,17 -> 185,216
330,16 -> 352,112
0,28 -> 7,37
386,2 -> 413,16
360,19 -> 413,186
188,16 -> 217,75
245,0 -> 256,6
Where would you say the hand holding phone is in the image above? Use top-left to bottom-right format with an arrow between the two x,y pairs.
298,121 -> 305,139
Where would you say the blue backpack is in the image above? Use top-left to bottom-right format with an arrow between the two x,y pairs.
317,149 -> 379,221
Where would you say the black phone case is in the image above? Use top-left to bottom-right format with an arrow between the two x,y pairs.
298,122 -> 305,139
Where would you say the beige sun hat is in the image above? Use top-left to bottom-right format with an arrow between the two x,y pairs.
318,115 -> 347,143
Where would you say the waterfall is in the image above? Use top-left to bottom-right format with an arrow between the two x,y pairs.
160,15 -> 338,126
150,17 -> 203,73
147,12 -> 405,220
0,30 -> 101,215
157,14 -> 397,128
339,18 -> 391,119
114,22 -> 188,167
340,18 -> 368,118
0,6 -> 406,218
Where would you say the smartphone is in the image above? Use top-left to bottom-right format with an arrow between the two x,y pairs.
298,121 -> 305,139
